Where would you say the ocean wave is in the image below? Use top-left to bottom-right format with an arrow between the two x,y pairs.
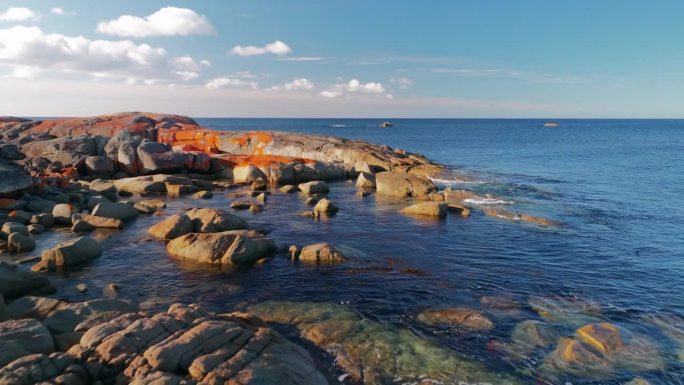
464,196 -> 514,205
429,177 -> 484,185
329,124 -> 347,128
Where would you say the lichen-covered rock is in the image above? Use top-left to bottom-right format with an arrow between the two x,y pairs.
417,307 -> 494,331
400,201 -> 447,218
166,230 -> 275,266
297,243 -> 347,264
35,236 -> 102,271
0,319 -> 55,367
375,171 -> 436,198
248,301 -> 520,385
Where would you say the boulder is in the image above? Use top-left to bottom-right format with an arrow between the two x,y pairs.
5,210 -> 32,224
416,308 -> 494,331
89,179 -> 117,195
400,202 -> 447,218
233,164 -> 268,184
250,177 -> 268,191
356,172 -> 376,188
52,203 -> 77,225
192,190 -> 213,199
85,156 -> 114,175
157,213 -> 197,236
375,172 -> 436,198
30,213 -> 54,228
298,181 -> 329,195
166,183 -> 198,196
71,214 -> 124,229
166,230 -> 275,265
0,262 -> 54,298
27,224 -> 44,234
91,201 -> 139,220
447,203 -> 471,217
0,319 -> 55,367
297,243 -> 347,264
576,322 -> 624,354
0,159 -> 33,198
71,220 -> 95,232
186,208 -> 248,233
231,200 -> 255,210
313,198 -> 338,214
443,189 -> 477,204
2,222 -> 28,235
35,236 -> 101,271
113,176 -> 167,194
279,185 -> 298,193
7,232 -> 36,253
137,140 -> 189,174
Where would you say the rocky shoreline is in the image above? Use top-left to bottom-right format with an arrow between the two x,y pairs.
0,112 -> 674,385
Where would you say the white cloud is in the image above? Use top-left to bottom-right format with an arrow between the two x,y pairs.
278,56 -> 324,62
319,90 -> 342,99
230,40 -> 291,57
200,59 -> 212,67
284,78 -> 314,91
0,7 -> 35,21
96,7 -> 215,37
390,77 -> 412,89
0,26 -> 205,83
205,77 -> 258,89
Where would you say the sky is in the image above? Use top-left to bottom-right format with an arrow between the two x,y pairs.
0,0 -> 683,118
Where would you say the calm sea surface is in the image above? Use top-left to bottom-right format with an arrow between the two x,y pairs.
19,119 -> 684,384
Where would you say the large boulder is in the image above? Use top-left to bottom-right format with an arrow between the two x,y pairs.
166,230 -> 275,265
34,236 -> 101,272
91,201 -> 139,220
297,243 -> 347,264
0,160 -> 32,198
400,201 -> 447,218
375,172 -> 436,198
84,155 -> 114,175
148,214 -> 195,240
0,262 -> 54,299
298,181 -> 329,195
0,319 -> 55,367
185,208 -> 248,233
137,140 -> 189,174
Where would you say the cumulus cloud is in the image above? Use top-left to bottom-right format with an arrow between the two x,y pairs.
278,56 -> 324,62
0,26 -> 206,82
96,7 -> 215,37
390,77 -> 412,89
205,77 -> 258,89
319,78 -> 390,99
230,40 -> 291,57
319,90 -> 342,99
0,7 -> 35,21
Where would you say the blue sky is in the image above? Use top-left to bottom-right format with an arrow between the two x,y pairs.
0,0 -> 682,117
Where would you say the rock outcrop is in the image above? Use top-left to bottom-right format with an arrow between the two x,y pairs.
149,208 -> 248,240
375,171 -> 437,198
0,262 -> 54,299
33,236 -> 102,272
166,230 -> 275,265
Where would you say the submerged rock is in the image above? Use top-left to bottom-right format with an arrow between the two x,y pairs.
417,307 -> 494,331
166,230 -> 275,265
483,207 -> 560,227
248,301 -> 520,385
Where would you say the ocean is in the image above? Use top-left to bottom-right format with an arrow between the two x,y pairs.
34,118 -> 684,384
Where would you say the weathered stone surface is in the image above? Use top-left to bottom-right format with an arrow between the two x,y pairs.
400,201 -> 447,218
35,236 -> 102,271
30,213 -> 54,227
249,301 -> 519,385
0,262 -> 54,298
297,243 -> 347,264
27,223 -> 44,234
417,308 -> 494,331
250,177 -> 267,191
192,190 -> 213,199
137,140 -> 189,174
230,200 -> 255,210
71,214 -> 123,230
375,172 -> 436,198
313,198 -> 338,214
447,203 -> 471,217
113,176 -> 167,194
2,221 -> 28,235
0,159 -> 32,197
298,181 -> 329,195
356,171 -> 376,188
0,352 -> 110,385
148,214 -> 195,240
7,232 -> 36,253
85,155 -> 114,175
52,203 -> 77,225
279,184 -> 298,193
166,230 -> 275,265
91,200 -> 139,220
0,319 -> 55,367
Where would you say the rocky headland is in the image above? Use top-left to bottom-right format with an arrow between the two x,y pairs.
0,112 -> 674,385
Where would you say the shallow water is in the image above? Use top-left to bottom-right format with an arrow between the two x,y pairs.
6,118 -> 684,384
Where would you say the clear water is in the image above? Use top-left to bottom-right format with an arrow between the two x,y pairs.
9,119 -> 684,384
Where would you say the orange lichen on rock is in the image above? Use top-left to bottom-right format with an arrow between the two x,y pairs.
211,154 -> 312,167
158,128 -> 222,154
228,132 -> 274,147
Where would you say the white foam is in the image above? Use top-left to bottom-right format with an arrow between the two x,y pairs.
329,124 -> 346,128
428,177 -> 483,185
464,196 -> 514,205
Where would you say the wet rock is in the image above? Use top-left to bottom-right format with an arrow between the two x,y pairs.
279,184 -> 298,193
255,192 -> 266,204
5,209 -> 32,224
8,232 -> 36,253
52,203 -> 78,225
0,352 -> 110,385
447,203 -> 471,217
166,230 -> 276,265
643,314 -> 684,362
231,200 -> 254,210
192,190 -> 213,199
27,223 -> 44,234
375,171 -> 437,198
0,319 -> 55,367
166,183 -> 198,196
75,284 -> 88,293
298,181 -> 329,195
30,213 -> 54,228
71,220 -> 95,232
186,208 -> 248,233
288,245 -> 300,260
313,198 -> 338,214
528,295 -> 602,327
250,177 -> 268,191
34,236 -> 102,272
356,171 -> 376,188
480,295 -> 519,310
248,301 -> 520,385
297,243 -> 347,264
304,197 -> 318,206
0,262 -> 55,299
576,322 -> 624,354
511,320 -> 557,348
91,200 -> 139,220
71,214 -> 123,229
249,204 -> 263,214
148,214 -> 194,240
443,189 -> 477,204
400,201 -> 447,218
417,308 -> 494,331
2,222 -> 28,235
103,283 -> 120,298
